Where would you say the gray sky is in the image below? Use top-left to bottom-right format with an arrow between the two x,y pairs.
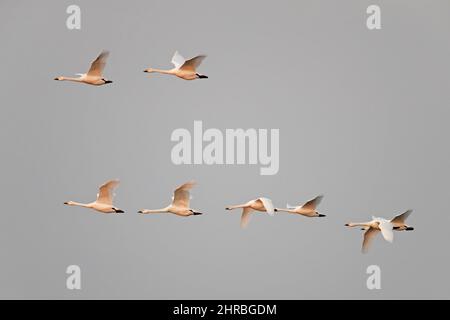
0,0 -> 449,299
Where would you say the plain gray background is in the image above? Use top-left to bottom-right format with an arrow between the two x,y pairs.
0,0 -> 449,299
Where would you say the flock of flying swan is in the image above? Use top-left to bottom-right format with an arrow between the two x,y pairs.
56,51 -> 415,253
54,50 -> 208,85
63,180 -> 414,253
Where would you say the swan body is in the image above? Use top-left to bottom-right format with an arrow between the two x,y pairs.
138,181 -> 203,217
64,180 -> 124,214
144,51 -> 208,80
345,216 -> 397,253
275,195 -> 325,217
225,197 -> 275,228
54,51 -> 113,86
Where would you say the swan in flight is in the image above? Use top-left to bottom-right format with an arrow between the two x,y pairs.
143,51 -> 208,80
391,210 -> 414,231
345,216 -> 395,253
225,198 -> 275,228
54,51 -> 113,85
138,181 -> 203,216
274,195 -> 325,217
64,179 -> 124,213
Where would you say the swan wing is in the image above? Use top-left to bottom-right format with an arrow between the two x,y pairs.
180,55 -> 206,71
379,221 -> 394,243
87,51 -> 109,77
258,197 -> 275,216
96,179 -> 119,205
171,51 -> 186,69
391,210 -> 412,224
172,181 -> 195,208
301,195 -> 323,210
362,227 -> 380,253
286,203 -> 297,209
240,207 -> 252,229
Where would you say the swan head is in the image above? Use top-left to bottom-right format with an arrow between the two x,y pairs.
64,201 -> 74,206
143,68 -> 154,73
54,76 -> 64,81
316,212 -> 326,217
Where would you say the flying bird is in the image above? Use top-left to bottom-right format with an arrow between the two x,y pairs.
138,181 -> 203,216
225,198 -> 275,228
275,195 -> 325,217
143,51 -> 208,80
390,210 -> 414,231
345,216 -> 396,253
64,179 -> 124,213
54,51 -> 113,85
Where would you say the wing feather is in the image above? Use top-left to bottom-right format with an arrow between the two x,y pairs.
87,51 -> 109,77
172,181 -> 195,207
96,179 -> 119,205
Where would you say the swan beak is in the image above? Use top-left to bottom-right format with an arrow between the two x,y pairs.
406,227 -> 414,231
104,80 -> 113,84
143,70 -> 149,73
274,208 -> 279,212
344,223 -> 350,226
318,214 -> 326,217
54,77 -> 59,81
138,210 -> 143,213
63,202 -> 69,205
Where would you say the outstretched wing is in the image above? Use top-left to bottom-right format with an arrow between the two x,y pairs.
301,195 -> 323,210
171,51 -> 186,69
172,181 -> 195,208
180,55 -> 206,71
96,179 -> 119,205
391,210 -> 412,224
362,227 -> 380,253
240,207 -> 252,229
378,221 -> 394,243
258,197 -> 275,216
286,204 -> 297,209
87,51 -> 109,77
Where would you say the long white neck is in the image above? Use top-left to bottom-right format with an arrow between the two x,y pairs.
275,208 -> 296,214
60,77 -> 83,82
151,68 -> 176,75
226,204 -> 248,210
140,208 -> 169,214
66,201 -> 92,208
347,222 -> 370,227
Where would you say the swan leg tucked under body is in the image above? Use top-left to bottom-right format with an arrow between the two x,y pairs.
138,181 -> 203,217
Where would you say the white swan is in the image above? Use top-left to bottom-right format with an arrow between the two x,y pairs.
138,181 -> 203,217
64,179 -> 124,213
345,217 -> 394,253
275,195 -> 325,217
225,198 -> 275,228
143,51 -> 208,80
54,51 -> 113,85
391,210 -> 414,231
